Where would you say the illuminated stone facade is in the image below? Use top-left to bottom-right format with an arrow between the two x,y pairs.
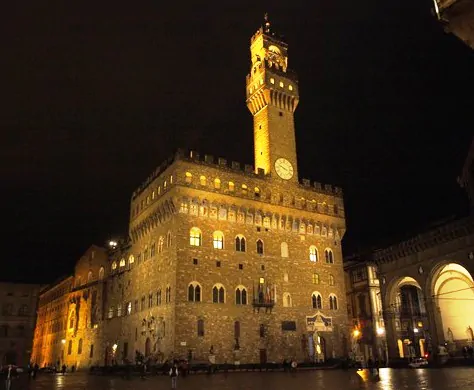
32,246 -> 109,368
0,282 -> 40,366
32,18 -> 348,368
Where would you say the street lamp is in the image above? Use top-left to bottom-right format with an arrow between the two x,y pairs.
353,329 -> 360,338
61,339 -> 66,365
376,328 -> 385,336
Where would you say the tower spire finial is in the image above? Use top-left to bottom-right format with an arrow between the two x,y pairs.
263,13 -> 271,34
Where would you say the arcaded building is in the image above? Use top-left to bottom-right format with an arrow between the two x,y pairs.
32,17 -> 348,368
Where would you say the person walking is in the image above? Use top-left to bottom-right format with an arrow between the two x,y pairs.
169,362 -> 179,389
4,365 -> 15,390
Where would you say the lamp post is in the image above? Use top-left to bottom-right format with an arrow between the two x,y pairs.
352,329 -> 361,364
61,339 -> 66,365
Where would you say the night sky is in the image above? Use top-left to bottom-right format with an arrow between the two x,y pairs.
3,1 -> 473,283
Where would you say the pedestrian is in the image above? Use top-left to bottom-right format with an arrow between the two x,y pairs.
4,365 -> 15,390
169,362 -> 179,389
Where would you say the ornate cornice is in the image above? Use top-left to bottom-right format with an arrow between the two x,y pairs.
373,215 -> 474,265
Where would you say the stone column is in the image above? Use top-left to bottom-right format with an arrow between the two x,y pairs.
425,297 -> 444,355
383,309 -> 399,360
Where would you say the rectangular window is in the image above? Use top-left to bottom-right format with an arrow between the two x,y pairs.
281,321 -> 297,331
197,319 -> 204,337
123,342 -> 129,360
234,321 -> 240,339
216,261 -> 221,267
67,340 -> 72,355
312,273 -> 320,284
193,258 -> 198,265
259,324 -> 265,338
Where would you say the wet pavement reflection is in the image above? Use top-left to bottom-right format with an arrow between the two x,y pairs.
20,367 -> 474,390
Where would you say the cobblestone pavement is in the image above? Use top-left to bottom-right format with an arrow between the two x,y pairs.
12,367 -> 474,390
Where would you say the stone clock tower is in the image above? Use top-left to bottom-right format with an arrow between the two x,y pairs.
246,15 -> 300,183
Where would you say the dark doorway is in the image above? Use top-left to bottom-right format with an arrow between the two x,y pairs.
320,337 -> 326,358
259,349 -> 267,364
145,338 -> 151,357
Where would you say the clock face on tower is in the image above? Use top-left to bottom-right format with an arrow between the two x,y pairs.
275,158 -> 294,180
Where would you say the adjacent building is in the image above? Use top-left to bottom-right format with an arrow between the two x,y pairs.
345,139 -> 474,362
0,282 -> 40,366
31,17 -> 349,369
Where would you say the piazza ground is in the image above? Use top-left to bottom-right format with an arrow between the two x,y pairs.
18,368 -> 474,389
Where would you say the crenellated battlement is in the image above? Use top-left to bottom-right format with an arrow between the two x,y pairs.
132,149 -> 343,200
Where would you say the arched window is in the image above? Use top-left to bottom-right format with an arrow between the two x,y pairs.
214,178 -> 221,189
309,246 -> 318,262
185,172 -> 192,184
312,292 -> 323,309
158,236 -> 164,253
87,271 -> 93,283
141,296 -> 146,310
108,307 -> 114,319
235,286 -> 248,305
329,294 -> 338,310
312,273 -> 320,284
212,284 -> 225,303
281,242 -> 289,258
241,184 -> 248,195
325,248 -> 334,264
329,274 -> 335,286
78,338 -> 83,354
213,231 -> 224,249
99,267 -> 105,280
235,235 -> 246,252
156,289 -> 162,305
228,181 -> 235,191
254,187 -> 260,197
166,231 -> 172,247
119,258 -> 126,267
128,255 -> 135,266
283,292 -> 292,307
200,176 -> 207,186
256,239 -> 264,255
190,227 -> 202,246
69,311 -> 75,329
148,293 -> 153,308
188,282 -> 201,302
127,302 -> 132,315
197,319 -> 204,337
166,286 -> 171,303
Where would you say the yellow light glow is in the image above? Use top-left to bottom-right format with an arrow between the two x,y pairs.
353,329 -> 360,337
376,327 -> 385,335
